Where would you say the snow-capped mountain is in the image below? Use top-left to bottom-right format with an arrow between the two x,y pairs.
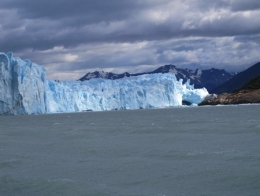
79,65 -> 236,91
79,70 -> 145,80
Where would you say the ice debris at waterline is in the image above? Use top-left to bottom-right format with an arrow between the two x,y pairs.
0,52 -> 208,115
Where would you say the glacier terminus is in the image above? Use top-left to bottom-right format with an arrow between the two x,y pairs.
0,52 -> 208,115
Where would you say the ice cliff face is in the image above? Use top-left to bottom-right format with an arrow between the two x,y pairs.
45,75 -> 208,113
0,52 -> 46,115
0,52 -> 208,115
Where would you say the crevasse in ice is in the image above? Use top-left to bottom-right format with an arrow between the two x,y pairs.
0,52 -> 208,115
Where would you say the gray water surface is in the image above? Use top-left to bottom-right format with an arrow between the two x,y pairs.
1,105 -> 260,196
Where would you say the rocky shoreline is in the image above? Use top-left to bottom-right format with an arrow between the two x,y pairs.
199,89 -> 260,106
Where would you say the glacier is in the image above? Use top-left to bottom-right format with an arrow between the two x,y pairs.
0,52 -> 208,115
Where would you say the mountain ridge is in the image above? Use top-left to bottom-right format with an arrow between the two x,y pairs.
79,65 -> 236,92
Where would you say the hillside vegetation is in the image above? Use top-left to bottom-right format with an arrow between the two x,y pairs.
240,75 -> 260,90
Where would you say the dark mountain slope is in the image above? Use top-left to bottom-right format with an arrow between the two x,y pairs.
211,62 -> 260,94
238,75 -> 260,90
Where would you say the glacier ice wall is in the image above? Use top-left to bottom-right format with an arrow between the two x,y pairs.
0,52 -> 208,115
0,52 -> 46,115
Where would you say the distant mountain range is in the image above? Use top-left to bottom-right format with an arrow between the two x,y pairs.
79,65 -> 236,92
211,62 -> 260,94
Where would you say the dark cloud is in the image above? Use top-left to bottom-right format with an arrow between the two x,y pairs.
1,0 -> 260,50
230,0 -> 260,11
0,0 -> 138,21
0,0 -> 260,80
234,34 -> 260,43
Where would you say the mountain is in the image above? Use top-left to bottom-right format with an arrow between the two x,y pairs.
79,71 -> 144,81
211,62 -> 260,94
79,65 -> 235,91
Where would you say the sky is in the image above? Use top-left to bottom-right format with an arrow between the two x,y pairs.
1,0 -> 260,80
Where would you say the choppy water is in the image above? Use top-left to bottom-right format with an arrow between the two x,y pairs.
0,105 -> 260,196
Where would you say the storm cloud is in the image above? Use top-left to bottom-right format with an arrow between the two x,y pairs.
0,0 -> 260,80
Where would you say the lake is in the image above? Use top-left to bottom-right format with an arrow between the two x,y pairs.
1,105 -> 260,196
